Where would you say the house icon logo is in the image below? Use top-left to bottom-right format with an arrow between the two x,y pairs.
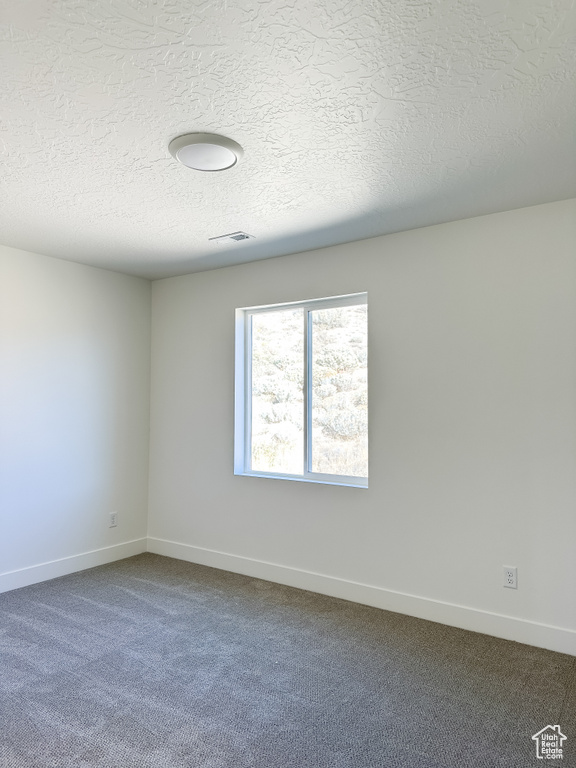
532,725 -> 567,760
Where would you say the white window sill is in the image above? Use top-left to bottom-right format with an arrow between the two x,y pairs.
234,470 -> 368,489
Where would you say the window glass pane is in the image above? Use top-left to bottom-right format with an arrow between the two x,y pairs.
251,309 -> 304,474
310,305 -> 368,477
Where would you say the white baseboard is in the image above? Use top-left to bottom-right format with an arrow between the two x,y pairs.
0,539 -> 147,594
147,537 -> 576,657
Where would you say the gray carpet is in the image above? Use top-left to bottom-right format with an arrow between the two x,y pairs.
0,553 -> 574,768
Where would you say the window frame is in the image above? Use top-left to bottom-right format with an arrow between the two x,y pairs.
234,292 -> 368,488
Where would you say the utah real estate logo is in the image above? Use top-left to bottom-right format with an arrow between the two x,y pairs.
532,725 -> 567,760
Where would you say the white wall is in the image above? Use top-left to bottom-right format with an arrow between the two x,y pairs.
0,245 -> 150,590
148,199 -> 576,654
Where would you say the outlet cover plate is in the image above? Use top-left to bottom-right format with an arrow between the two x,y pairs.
503,566 -> 517,589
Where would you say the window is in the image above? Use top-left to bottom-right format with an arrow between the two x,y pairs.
235,293 -> 368,487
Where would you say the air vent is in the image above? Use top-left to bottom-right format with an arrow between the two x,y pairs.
209,231 -> 255,245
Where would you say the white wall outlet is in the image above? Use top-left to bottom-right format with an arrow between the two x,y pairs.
109,511 -> 118,528
503,566 -> 517,589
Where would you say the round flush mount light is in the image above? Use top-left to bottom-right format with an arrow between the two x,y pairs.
168,133 -> 243,171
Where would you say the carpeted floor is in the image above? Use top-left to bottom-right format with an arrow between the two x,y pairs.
0,553 -> 574,767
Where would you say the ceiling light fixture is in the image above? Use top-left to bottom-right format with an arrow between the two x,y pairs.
168,133 -> 243,172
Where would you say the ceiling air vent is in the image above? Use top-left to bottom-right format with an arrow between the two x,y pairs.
209,231 -> 255,245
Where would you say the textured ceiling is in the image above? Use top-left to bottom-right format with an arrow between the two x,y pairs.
1,0 -> 575,279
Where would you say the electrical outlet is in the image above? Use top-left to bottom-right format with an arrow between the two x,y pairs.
503,566 -> 517,589
109,511 -> 118,528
